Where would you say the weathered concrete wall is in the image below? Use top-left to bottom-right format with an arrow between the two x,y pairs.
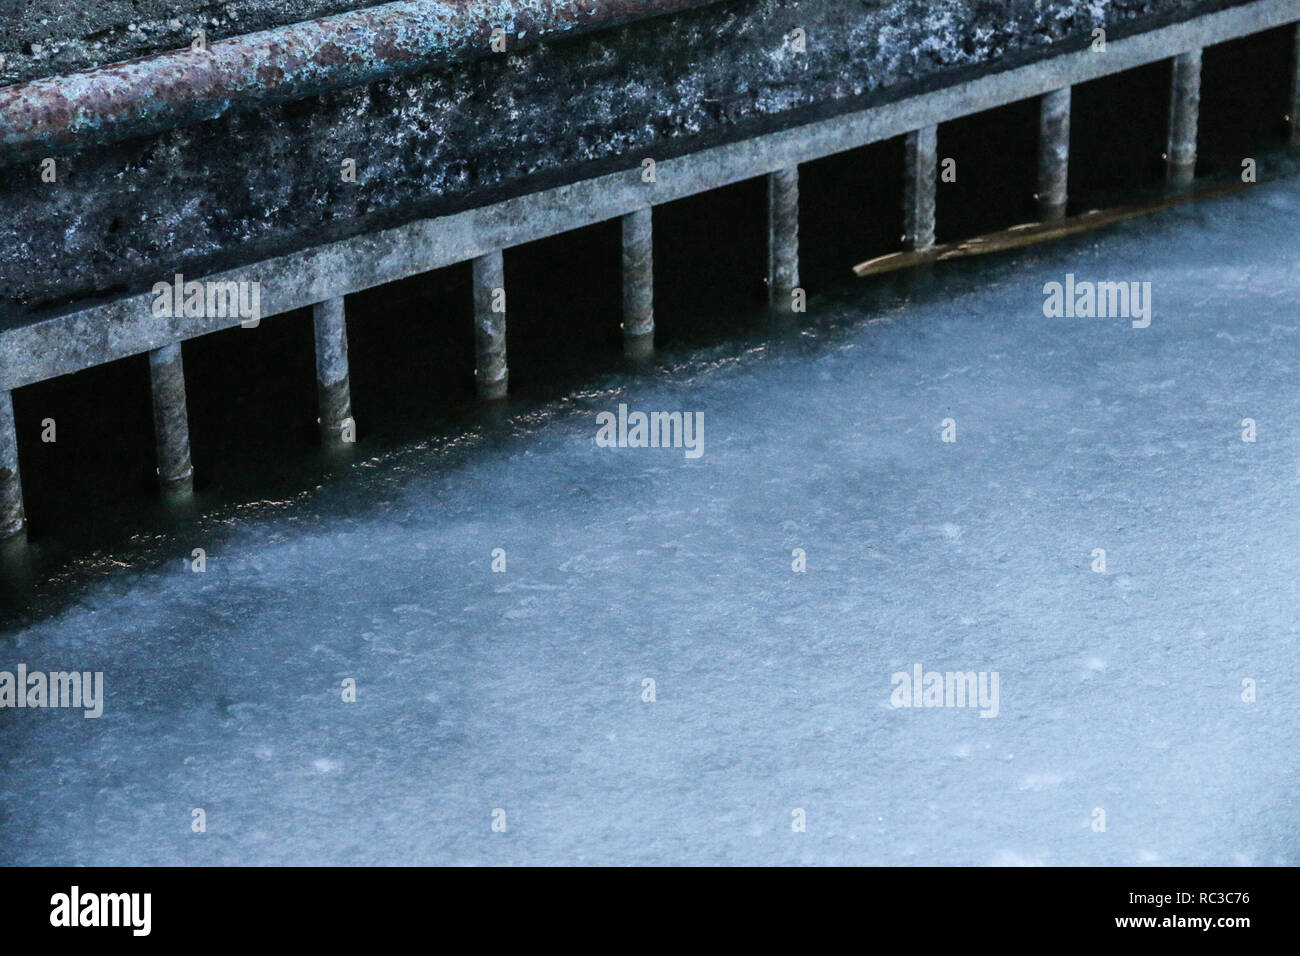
0,0 -> 1250,316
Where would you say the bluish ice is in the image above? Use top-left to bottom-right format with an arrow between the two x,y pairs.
1,176 -> 1297,865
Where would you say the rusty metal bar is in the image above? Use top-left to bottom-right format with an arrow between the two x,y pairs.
0,0 -> 723,159
622,207 -> 654,358
1166,49 -> 1202,190
1038,87 -> 1071,222
0,389 -> 24,539
767,166 -> 800,307
903,125 -> 938,251
473,250 -> 508,401
148,343 -> 194,495
313,296 -> 354,445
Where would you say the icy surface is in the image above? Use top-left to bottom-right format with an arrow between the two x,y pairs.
1,178 -> 1297,865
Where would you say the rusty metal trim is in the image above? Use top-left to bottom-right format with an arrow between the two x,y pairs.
0,0 -> 721,158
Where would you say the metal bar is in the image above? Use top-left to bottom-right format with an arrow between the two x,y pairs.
472,251 -> 508,401
0,389 -> 24,539
903,125 -> 937,251
767,166 -> 800,306
621,208 -> 654,358
2,1 -> 1294,391
1166,49 -> 1202,190
312,296 -> 354,444
1037,87 -> 1071,222
0,0 -> 724,159
148,343 -> 194,494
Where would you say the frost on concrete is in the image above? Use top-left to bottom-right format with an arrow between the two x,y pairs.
0,175 -> 1295,865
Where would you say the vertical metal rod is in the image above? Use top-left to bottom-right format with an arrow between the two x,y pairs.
767,165 -> 800,306
622,207 -> 655,358
472,250 -> 508,400
312,296 -> 354,444
1166,49 -> 1202,190
0,389 -> 25,539
148,343 -> 194,495
903,125 -> 937,250
1037,87 -> 1071,222
1291,23 -> 1300,147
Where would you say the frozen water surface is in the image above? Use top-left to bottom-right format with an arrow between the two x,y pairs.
1,177 -> 1297,865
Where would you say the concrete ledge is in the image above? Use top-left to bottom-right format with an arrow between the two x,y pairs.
0,0 -> 1251,312
1,0 -> 1295,391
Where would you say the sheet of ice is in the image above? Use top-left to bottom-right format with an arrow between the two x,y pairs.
1,177 -> 1297,865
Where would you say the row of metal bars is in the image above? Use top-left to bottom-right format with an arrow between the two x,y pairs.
0,41 -> 1296,541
